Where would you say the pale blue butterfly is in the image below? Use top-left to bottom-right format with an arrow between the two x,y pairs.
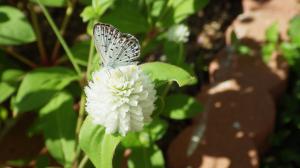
93,23 -> 140,69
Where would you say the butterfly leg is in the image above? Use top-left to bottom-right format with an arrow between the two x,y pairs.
104,68 -> 112,78
117,67 -> 123,75
117,67 -> 128,80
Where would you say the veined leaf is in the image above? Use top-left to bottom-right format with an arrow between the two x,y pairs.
79,116 -> 122,168
141,62 -> 197,87
0,6 -> 36,45
163,94 -> 203,120
15,67 -> 78,113
128,145 -> 165,168
39,92 -> 76,167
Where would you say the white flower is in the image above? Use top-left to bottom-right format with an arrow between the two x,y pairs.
85,65 -> 156,136
166,24 -> 190,43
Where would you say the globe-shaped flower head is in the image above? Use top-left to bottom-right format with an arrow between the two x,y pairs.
85,65 -> 156,136
166,24 -> 190,43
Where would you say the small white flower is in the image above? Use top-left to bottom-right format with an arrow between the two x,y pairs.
166,24 -> 190,43
85,65 -> 156,136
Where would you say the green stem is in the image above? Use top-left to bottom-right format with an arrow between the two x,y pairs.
86,37 -> 95,79
0,46 -> 37,68
78,155 -> 89,168
73,92 -> 85,166
73,31 -> 96,165
29,3 -> 48,65
162,81 -> 172,99
37,0 -> 81,76
177,43 -> 184,65
156,81 -> 172,117
51,0 -> 76,62
155,0 -> 170,27
75,34 -> 95,134
76,93 -> 86,134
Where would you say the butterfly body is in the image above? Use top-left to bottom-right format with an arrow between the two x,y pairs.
93,23 -> 140,69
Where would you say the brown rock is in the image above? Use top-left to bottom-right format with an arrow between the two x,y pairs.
209,50 -> 288,99
228,0 -> 300,42
195,80 -> 275,152
167,125 -> 259,168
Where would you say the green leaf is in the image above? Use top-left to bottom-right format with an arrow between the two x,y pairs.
266,22 -> 279,43
81,6 -> 96,22
121,132 -> 144,148
237,45 -> 252,56
0,69 -> 24,103
31,0 -> 67,7
0,106 -> 8,120
6,159 -> 31,167
159,0 -> 208,27
0,69 -> 24,83
81,0 -> 114,22
128,145 -> 165,168
36,156 -> 50,168
39,92 -> 76,167
163,41 -> 180,64
102,1 -> 149,33
120,116 -> 167,150
288,15 -> 300,44
0,6 -> 36,45
70,40 -> 90,66
0,82 -> 16,103
15,67 -> 78,113
162,94 -> 203,120
141,62 -> 197,87
280,42 -> 300,67
121,118 -> 168,148
150,0 -> 165,18
172,0 -> 208,23
147,118 -> 168,141
230,30 -> 239,46
79,116 -> 122,168
92,0 -> 114,15
79,0 -> 92,5
262,43 -> 276,63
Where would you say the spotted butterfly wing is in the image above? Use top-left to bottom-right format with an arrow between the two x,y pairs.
93,23 -> 140,68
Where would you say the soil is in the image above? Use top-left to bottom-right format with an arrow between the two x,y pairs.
0,112 -> 44,166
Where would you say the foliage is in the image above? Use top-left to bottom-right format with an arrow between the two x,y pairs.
262,15 -> 300,168
0,0 -> 206,167
262,22 -> 280,63
0,6 -> 36,45
230,31 -> 252,56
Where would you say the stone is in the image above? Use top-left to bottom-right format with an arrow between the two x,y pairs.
195,80 -> 276,152
167,125 -> 259,168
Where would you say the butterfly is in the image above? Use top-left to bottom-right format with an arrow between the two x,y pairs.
93,23 -> 140,69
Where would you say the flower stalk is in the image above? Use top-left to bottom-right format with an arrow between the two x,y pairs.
51,0 -> 77,62
29,3 -> 48,65
37,0 -> 81,76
